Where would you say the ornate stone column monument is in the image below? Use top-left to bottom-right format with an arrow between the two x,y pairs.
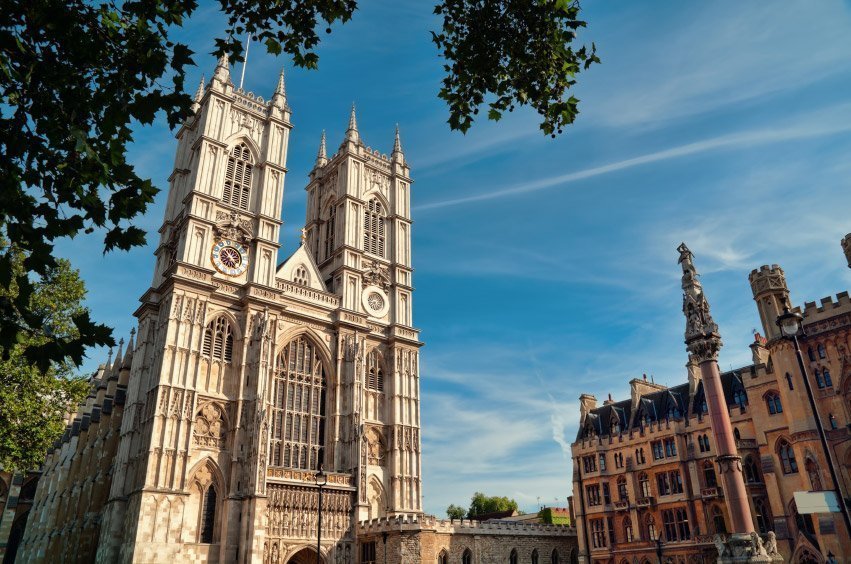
677,244 -> 781,563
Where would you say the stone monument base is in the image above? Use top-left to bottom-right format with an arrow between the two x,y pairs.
715,532 -> 783,563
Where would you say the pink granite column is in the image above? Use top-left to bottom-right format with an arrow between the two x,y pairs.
678,244 -> 754,535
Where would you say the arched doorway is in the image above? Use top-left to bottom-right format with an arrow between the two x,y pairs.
287,547 -> 325,564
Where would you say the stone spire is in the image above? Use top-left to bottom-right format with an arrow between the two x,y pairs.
112,338 -> 124,374
212,52 -> 231,85
316,130 -> 327,167
271,67 -> 286,110
121,328 -> 135,369
679,243 -> 721,362
345,103 -> 359,143
191,75 -> 205,113
391,123 -> 404,164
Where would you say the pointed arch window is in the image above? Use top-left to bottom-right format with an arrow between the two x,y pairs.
807,347 -> 816,362
324,200 -> 337,260
816,369 -> 825,389
199,484 -> 217,543
531,549 -> 539,564
223,142 -> 253,210
202,316 -> 234,362
367,349 -> 385,392
623,516 -> 634,542
617,476 -> 628,501
551,549 -> 560,564
510,549 -> 518,564
711,505 -> 727,534
820,368 -> 833,388
818,343 -> 827,359
778,439 -> 798,474
363,198 -> 386,258
644,514 -> 657,541
462,549 -> 473,564
754,498 -> 772,533
438,551 -> 448,564
294,265 -> 309,287
732,386 -> 748,409
765,391 -> 783,415
703,460 -> 717,488
744,456 -> 761,483
270,336 -> 327,470
638,472 -> 651,498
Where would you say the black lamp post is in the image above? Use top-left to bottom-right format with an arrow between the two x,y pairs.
777,307 -> 851,538
315,465 -> 328,564
655,537 -> 664,564
382,531 -> 388,564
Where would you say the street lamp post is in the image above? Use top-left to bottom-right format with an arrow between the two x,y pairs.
315,465 -> 328,564
655,537 -> 663,564
776,307 -> 851,538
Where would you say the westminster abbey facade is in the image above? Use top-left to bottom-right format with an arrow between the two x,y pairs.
14,54 -> 424,563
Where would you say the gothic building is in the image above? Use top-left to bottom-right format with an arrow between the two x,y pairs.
15,55 -> 422,563
571,240 -> 851,564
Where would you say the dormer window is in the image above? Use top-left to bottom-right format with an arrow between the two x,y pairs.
223,142 -> 253,210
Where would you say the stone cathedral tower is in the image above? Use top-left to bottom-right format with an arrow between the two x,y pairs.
17,56 -> 422,564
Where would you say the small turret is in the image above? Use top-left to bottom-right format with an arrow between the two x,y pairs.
579,394 -> 597,427
345,103 -> 359,144
749,264 -> 790,340
212,53 -> 231,87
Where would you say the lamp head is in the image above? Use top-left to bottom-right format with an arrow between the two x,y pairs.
776,306 -> 803,337
315,464 -> 328,486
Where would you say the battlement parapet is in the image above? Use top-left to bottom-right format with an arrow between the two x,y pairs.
748,265 -> 787,297
357,515 -> 575,537
802,291 -> 851,323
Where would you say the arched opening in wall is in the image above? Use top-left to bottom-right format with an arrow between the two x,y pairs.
644,514 -> 657,541
550,549 -> 559,564
754,497 -> 772,534
711,505 -> 727,534
743,455 -> 761,484
531,549 -> 539,564
510,548 -> 518,564
569,549 -> 578,564
222,141 -> 253,210
189,459 -> 223,545
202,316 -> 235,363
805,458 -> 823,491
287,546 -> 325,564
777,438 -> 798,474
462,548 -> 473,564
703,460 -> 718,488
363,198 -> 386,258
367,477 -> 386,521
438,549 -> 448,564
2,511 -> 29,564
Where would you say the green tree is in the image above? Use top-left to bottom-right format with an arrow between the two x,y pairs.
467,492 -> 519,518
0,248 -> 91,471
446,504 -> 466,520
0,0 -> 598,371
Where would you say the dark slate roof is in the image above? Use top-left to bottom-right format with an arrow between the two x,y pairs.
576,366 -> 752,441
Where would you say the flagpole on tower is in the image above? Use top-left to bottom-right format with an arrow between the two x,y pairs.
239,33 -> 251,90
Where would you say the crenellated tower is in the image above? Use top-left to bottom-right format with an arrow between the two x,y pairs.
749,264 -> 790,341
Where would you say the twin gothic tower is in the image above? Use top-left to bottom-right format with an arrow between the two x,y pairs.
19,56 -> 423,563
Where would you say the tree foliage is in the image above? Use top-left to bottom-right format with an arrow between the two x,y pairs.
446,503 -> 466,520
0,248 -> 91,471
0,0 -> 598,370
432,0 -> 599,135
467,492 -> 519,517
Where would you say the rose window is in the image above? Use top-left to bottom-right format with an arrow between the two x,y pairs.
367,292 -> 384,311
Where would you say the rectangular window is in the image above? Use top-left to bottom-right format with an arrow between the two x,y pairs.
361,541 -> 377,564
652,441 -> 664,460
657,473 -> 670,496
675,508 -> 691,540
669,471 -> 684,494
662,509 -> 677,541
664,438 -> 677,457
607,516 -> 615,546
602,483 -> 611,505
599,453 -> 606,471
586,485 -> 601,506
590,519 -> 607,548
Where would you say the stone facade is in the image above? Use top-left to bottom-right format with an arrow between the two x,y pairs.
571,243 -> 851,564
356,516 -> 578,564
14,56 -> 423,564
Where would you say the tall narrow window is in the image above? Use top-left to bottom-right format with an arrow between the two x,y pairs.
510,549 -> 518,564
271,336 -> 326,470
439,551 -> 448,564
363,198 -> 386,257
703,461 -> 717,488
367,350 -> 384,392
711,506 -> 727,534
645,515 -> 657,541
785,372 -> 794,390
818,344 -> 827,359
754,498 -> 771,533
823,368 -> 833,387
733,387 -> 748,409
462,549 -> 472,564
200,484 -> 217,543
816,370 -> 825,389
531,549 -> 539,564
778,439 -> 798,474
324,201 -> 336,260
222,142 -> 253,210
807,347 -> 816,362
638,472 -> 651,498
551,549 -> 559,564
202,316 -> 234,363
623,517 -> 633,543
744,456 -> 761,483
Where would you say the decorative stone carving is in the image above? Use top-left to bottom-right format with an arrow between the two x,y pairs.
365,167 -> 390,196
193,403 -> 226,448
366,427 -> 385,466
362,259 -> 390,291
679,243 -> 723,362
214,210 -> 253,245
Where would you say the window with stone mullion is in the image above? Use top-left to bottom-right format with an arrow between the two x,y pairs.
272,337 -> 326,470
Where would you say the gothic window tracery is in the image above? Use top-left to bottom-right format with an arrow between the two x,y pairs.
191,462 -> 220,544
193,403 -> 227,448
367,350 -> 384,392
744,456 -> 761,483
462,549 -> 472,564
270,336 -> 327,470
644,514 -> 657,541
202,316 -> 234,362
200,485 -> 217,543
294,265 -> 309,286
623,516 -> 633,542
223,142 -> 253,210
363,198 -> 386,258
638,472 -> 651,498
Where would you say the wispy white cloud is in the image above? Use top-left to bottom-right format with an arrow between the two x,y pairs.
416,103 -> 851,211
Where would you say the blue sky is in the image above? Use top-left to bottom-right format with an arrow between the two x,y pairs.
59,1 -> 851,516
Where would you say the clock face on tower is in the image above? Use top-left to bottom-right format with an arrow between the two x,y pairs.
211,239 -> 249,276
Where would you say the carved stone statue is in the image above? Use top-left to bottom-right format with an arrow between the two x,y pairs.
764,531 -> 778,556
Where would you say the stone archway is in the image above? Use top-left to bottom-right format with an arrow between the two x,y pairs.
287,547 -> 326,564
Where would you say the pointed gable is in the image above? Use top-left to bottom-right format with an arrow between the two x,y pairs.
276,243 -> 327,292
